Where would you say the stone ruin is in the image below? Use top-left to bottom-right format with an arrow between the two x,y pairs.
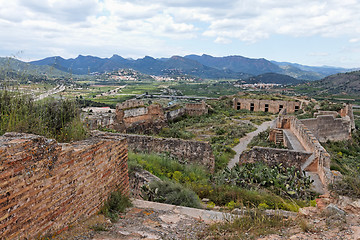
239,104 -> 355,194
0,132 -> 129,239
233,97 -> 303,113
82,99 -> 209,134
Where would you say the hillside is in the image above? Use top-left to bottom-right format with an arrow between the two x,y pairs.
185,54 -> 283,75
30,54 -> 355,81
243,72 -> 305,85
31,55 -> 250,80
312,71 -> 360,95
0,57 -> 70,77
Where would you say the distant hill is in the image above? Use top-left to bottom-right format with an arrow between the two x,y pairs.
29,54 -> 356,81
0,57 -> 69,77
242,73 -> 305,85
311,71 -> 360,95
272,61 -> 356,76
184,54 -> 282,75
31,55 -> 250,80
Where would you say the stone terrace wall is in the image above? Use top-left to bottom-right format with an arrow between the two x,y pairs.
239,147 -> 312,170
301,115 -> 352,142
0,132 -> 128,239
93,131 -> 215,172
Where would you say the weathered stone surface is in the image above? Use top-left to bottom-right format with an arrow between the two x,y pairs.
301,115 -> 352,142
92,131 -> 215,172
185,101 -> 208,116
233,98 -> 302,114
115,100 -> 166,134
239,146 -> 312,170
0,132 -> 129,239
129,168 -> 161,199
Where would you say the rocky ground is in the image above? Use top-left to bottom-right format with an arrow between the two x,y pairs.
52,195 -> 360,240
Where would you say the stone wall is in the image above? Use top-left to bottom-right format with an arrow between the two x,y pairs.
0,132 -> 129,239
279,116 -> 332,186
93,131 -> 215,172
239,147 -> 312,170
301,115 -> 352,142
129,168 -> 161,199
166,107 -> 186,121
233,98 -> 302,114
115,100 -> 166,134
185,101 -> 209,116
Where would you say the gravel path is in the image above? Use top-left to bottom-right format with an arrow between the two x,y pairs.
227,120 -> 275,169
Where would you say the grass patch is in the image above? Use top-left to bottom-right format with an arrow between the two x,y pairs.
99,191 -> 132,222
198,208 -> 293,239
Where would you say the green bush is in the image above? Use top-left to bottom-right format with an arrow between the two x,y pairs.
0,90 -> 87,142
194,184 -> 303,212
142,180 -> 201,208
99,191 -> 132,222
128,152 -> 209,185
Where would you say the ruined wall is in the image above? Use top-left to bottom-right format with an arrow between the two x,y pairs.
339,104 -> 355,129
301,115 -> 352,142
115,100 -> 166,134
129,168 -> 161,199
93,131 -> 215,172
166,107 -> 186,121
185,101 -> 209,116
281,116 -> 332,186
0,132 -> 129,239
82,111 -> 116,130
233,98 -> 302,114
239,147 -> 312,170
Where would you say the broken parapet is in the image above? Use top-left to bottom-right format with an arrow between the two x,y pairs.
0,132 -> 129,239
92,131 -> 215,173
239,146 -> 312,170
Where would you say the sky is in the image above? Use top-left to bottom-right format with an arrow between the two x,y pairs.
1,0 -> 360,68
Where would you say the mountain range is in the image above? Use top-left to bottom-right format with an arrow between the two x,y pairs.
29,54 -> 356,81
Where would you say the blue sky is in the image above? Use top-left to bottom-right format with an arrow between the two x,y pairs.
1,0 -> 360,68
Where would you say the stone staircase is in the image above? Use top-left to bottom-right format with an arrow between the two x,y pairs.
281,130 -> 325,194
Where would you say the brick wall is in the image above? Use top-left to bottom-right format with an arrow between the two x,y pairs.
0,132 -> 129,239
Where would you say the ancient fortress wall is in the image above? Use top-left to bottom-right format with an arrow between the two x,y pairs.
185,101 -> 209,116
301,115 -> 352,142
93,131 -> 215,172
233,98 -> 302,114
278,116 -> 331,185
239,147 -> 312,170
0,132 -> 129,239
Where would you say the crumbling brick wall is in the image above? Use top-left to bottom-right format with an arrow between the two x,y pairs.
0,132 -> 129,239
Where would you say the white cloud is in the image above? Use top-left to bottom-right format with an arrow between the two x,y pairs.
1,0 -> 360,64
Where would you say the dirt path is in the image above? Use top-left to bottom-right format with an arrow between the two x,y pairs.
227,119 -> 275,169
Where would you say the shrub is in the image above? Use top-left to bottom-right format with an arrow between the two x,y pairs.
141,180 -> 201,208
99,191 -> 132,222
